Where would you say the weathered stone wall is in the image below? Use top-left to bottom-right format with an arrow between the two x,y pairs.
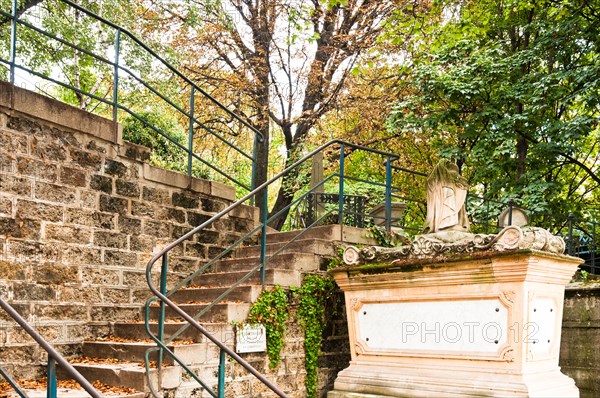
561,284 -> 600,398
0,81 -> 257,378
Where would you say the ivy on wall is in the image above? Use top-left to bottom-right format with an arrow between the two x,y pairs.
245,285 -> 289,369
245,274 -> 337,397
293,274 -> 336,398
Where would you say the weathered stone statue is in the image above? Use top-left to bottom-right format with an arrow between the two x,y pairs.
425,159 -> 469,233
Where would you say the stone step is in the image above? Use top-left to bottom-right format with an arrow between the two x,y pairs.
59,361 -> 181,393
81,340 -> 204,366
233,238 -> 337,259
263,224 -> 376,245
169,285 -> 262,305
111,322 -> 234,345
2,377 -> 145,398
4,387 -> 144,398
190,268 -> 301,288
146,302 -> 251,323
213,252 -> 324,273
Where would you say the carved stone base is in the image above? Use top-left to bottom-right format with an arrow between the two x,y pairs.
329,249 -> 581,398
328,363 -> 578,397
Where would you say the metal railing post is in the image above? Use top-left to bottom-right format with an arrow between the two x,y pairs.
157,253 -> 169,370
592,220 -> 597,274
338,143 -> 346,225
260,190 -> 268,289
187,86 -> 196,176
47,358 -> 57,398
568,213 -> 574,256
9,0 -> 18,84
250,134 -> 259,206
385,156 -> 392,232
218,349 -> 226,398
112,28 -> 121,122
508,200 -> 514,226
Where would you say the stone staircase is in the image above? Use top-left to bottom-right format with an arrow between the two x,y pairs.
4,225 -> 375,397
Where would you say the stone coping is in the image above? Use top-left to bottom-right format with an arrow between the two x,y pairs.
331,248 -> 582,276
0,81 -> 236,202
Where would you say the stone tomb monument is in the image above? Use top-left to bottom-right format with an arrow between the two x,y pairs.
328,160 -> 581,397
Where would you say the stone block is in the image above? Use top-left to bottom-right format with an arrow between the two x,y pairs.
0,260 -> 26,280
0,175 -> 32,196
69,148 -> 103,171
6,114 -> 43,135
170,225 -> 193,241
130,235 -> 155,253
130,200 -> 154,217
103,159 -> 128,177
201,197 -> 227,213
0,130 -> 28,154
0,152 -> 14,174
142,185 -> 171,204
45,224 -> 91,243
0,217 -> 40,239
64,208 -> 115,229
122,142 -> 150,162
12,282 -> 56,301
0,345 -> 36,366
143,220 -> 170,237
122,270 -> 148,289
99,194 -> 129,215
66,323 -> 92,341
156,206 -> 185,224
187,211 -> 211,227
30,135 -> 68,161
59,166 -> 87,187
58,286 -> 102,304
184,242 -> 206,258
89,304 -> 140,322
81,267 -> 121,286
172,192 -> 199,209
0,302 -> 31,322
118,216 -> 142,234
79,190 -> 98,208
90,174 -> 113,193
16,156 -> 58,182
197,230 -> 220,244
104,249 -> 137,267
34,181 -> 76,203
94,230 -> 129,249
115,179 -> 140,198
100,287 -> 131,304
61,246 -> 101,265
0,197 -> 12,215
16,199 -> 63,222
208,246 -> 227,258
37,303 -> 89,321
6,240 -> 61,264
32,264 -> 78,285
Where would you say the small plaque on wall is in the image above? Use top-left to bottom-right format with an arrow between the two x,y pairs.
236,324 -> 267,353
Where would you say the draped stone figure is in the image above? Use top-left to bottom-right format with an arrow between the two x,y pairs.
425,159 -> 470,233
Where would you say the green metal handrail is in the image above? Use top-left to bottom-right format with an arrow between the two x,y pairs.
0,0 -> 262,193
143,140 -> 400,397
0,297 -> 104,398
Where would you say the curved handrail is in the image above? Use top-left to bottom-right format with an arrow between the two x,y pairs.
144,139 -> 400,396
0,297 -> 103,398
